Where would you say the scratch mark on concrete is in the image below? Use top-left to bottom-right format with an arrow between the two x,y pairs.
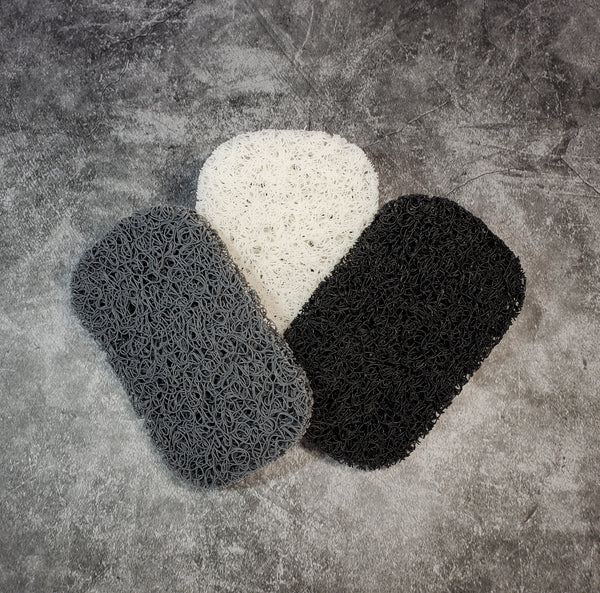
560,157 -> 600,197
444,168 -> 516,197
244,0 -> 325,102
294,4 -> 314,62
523,504 -> 538,524
108,1 -> 193,48
459,122 -> 523,130
364,100 -> 451,148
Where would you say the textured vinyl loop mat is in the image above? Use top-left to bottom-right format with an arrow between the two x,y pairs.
285,195 -> 526,470
196,129 -> 379,331
71,206 -> 312,488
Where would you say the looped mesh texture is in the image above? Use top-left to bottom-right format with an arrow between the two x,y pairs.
196,129 -> 379,331
285,195 -> 526,470
71,206 -> 312,488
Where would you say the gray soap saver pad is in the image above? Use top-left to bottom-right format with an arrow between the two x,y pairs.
71,206 -> 312,488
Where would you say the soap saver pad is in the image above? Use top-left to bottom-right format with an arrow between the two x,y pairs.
285,195 -> 526,470
71,206 -> 313,488
196,129 -> 379,331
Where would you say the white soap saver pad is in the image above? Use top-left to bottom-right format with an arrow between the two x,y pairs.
196,129 -> 379,331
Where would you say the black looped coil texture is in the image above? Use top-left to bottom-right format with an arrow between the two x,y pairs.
71,206 -> 312,488
285,195 -> 526,470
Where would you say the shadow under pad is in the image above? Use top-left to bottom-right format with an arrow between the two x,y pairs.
285,195 -> 526,470
71,206 -> 312,488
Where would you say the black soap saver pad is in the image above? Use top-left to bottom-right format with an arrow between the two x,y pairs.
71,206 -> 312,488
285,195 -> 525,470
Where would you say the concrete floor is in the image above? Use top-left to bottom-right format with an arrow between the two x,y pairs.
1,1 -> 599,591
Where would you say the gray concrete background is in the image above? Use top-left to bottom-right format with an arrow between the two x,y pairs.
1,1 -> 599,591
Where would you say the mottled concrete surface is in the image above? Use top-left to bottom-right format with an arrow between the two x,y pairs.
1,1 -> 599,591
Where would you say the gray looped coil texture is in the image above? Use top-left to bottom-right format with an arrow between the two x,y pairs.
285,195 -> 526,470
71,206 -> 312,488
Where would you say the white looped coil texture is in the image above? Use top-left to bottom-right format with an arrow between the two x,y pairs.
196,129 -> 379,331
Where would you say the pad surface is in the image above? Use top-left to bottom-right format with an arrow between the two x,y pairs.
71,206 -> 312,488
285,195 -> 526,470
196,129 -> 379,331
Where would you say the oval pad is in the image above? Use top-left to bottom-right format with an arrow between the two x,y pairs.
196,130 -> 379,331
71,206 -> 312,488
285,195 -> 525,470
